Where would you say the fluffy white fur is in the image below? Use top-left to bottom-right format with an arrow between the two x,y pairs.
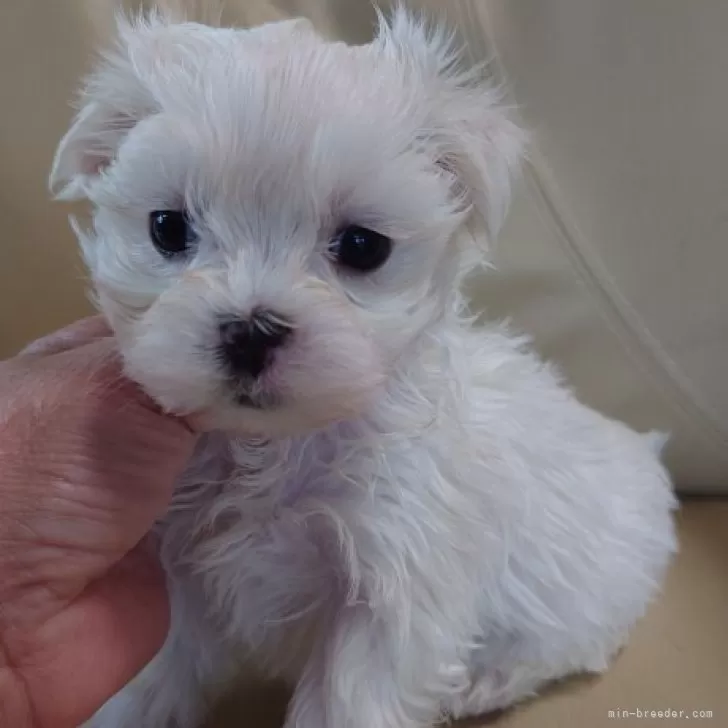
51,7 -> 677,728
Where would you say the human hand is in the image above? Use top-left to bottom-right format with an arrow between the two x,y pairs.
0,317 -> 198,728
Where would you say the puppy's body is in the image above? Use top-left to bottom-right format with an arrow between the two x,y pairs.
92,316 -> 675,728
51,9 -> 677,728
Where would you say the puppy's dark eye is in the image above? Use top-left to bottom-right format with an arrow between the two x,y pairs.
329,225 -> 392,272
149,210 -> 197,257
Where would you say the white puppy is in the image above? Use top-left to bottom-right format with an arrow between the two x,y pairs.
51,7 -> 677,728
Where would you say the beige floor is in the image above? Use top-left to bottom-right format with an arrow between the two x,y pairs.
203,500 -> 728,728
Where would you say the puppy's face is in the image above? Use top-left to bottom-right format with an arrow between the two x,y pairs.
51,9 -> 522,435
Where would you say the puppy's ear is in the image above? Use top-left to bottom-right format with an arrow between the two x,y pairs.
375,7 -> 525,242
50,11 -> 180,200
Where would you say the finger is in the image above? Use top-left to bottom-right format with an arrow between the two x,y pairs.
18,316 -> 111,359
183,410 -> 214,433
32,337 -> 199,446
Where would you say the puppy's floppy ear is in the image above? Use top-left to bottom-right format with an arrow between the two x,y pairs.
49,10 -> 182,201
375,6 -> 525,242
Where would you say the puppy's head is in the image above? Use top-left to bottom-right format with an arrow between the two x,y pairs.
51,7 -> 523,435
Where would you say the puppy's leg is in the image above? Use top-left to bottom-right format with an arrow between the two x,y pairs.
84,578 -> 236,728
450,655 -> 600,719
284,603 -> 470,728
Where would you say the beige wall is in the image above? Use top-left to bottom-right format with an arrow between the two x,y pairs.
1,1 -> 726,490
0,2 -> 93,355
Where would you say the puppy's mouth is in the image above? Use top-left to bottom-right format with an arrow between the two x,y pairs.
234,391 -> 263,409
230,386 -> 282,411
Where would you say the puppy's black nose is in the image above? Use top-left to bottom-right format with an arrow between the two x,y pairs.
219,309 -> 291,379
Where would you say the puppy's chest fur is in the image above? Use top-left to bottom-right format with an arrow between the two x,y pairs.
160,419 -> 457,676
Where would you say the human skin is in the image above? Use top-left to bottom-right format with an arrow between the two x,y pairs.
0,317 -> 198,728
